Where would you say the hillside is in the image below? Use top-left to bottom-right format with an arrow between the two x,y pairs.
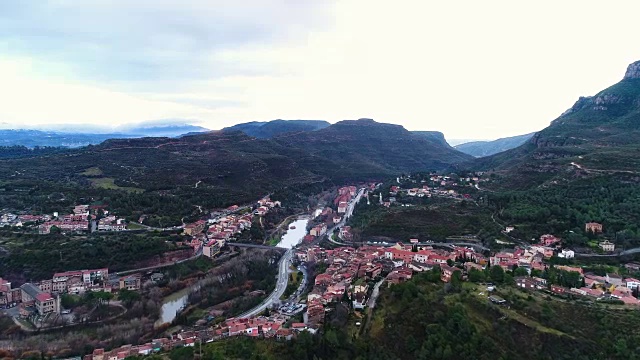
198,272 -> 640,360
0,120 -> 470,214
455,132 -> 535,157
474,60 -> 640,189
412,131 -> 452,148
223,119 -> 330,138
274,119 -> 472,180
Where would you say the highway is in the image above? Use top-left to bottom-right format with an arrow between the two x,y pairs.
237,249 -> 292,318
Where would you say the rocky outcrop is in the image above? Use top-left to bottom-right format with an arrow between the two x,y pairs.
624,61 -> 640,79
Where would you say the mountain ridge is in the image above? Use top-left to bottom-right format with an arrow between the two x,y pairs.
473,60 -> 640,189
455,132 -> 536,157
223,119 -> 330,138
0,119 -> 472,203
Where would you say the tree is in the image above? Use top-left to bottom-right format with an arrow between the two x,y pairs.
451,270 -> 463,290
490,265 -> 505,283
169,346 -> 194,360
118,289 -> 141,306
513,267 -> 529,277
468,268 -> 486,283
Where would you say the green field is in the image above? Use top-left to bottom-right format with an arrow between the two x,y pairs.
89,177 -> 143,193
79,166 -> 104,176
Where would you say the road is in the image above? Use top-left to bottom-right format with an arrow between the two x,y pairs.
114,246 -> 203,276
237,249 -> 292,318
237,188 -> 365,319
324,188 -> 365,245
228,243 -> 287,251
576,247 -> 640,258
366,279 -> 384,309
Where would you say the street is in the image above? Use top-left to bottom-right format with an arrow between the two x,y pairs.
237,249 -> 292,318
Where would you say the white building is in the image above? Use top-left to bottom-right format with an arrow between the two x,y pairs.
558,249 -> 575,259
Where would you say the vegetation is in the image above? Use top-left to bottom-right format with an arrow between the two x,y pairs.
489,176 -> 640,248
349,197 -> 501,243
0,230 -> 183,282
198,269 -> 640,360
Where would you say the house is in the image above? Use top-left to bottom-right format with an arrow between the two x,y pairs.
337,202 -> 348,214
556,265 -> 583,275
606,273 -> 623,286
516,277 -> 539,290
20,283 -> 60,315
505,226 -> 515,233
0,278 -> 13,305
440,265 -> 457,283
625,262 -> 640,271
310,224 -> 327,237
119,274 -> 141,291
585,222 -> 603,233
339,226 -> 353,241
558,249 -> 575,259
623,277 -> 640,290
540,234 -> 561,247
184,220 -> 206,236
599,240 -> 615,252
551,285 -> 567,294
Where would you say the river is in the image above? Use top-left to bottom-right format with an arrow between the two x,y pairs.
156,218 -> 309,325
156,284 -> 200,327
276,218 -> 309,249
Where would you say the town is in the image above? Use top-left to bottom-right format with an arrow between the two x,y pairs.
2,177 -> 640,360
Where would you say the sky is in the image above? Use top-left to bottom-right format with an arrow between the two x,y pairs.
1,1 -> 640,140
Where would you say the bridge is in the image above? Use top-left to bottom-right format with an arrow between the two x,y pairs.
227,242 -> 286,251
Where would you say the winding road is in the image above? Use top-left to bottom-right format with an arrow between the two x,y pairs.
237,249 -> 292,318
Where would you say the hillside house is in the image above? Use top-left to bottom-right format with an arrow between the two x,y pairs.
586,222 -> 603,233
599,240 -> 615,252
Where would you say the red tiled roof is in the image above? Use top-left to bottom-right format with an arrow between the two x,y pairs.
36,293 -> 53,302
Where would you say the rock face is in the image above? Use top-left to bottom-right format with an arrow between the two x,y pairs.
624,60 -> 640,79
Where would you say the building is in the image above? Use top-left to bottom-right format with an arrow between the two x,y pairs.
625,278 -> 640,290
119,274 -> 142,291
599,240 -> 615,252
586,222 -> 603,233
52,268 -> 109,293
558,249 -> 575,259
97,216 -> 127,231
20,283 -> 60,315
203,239 -> 224,258
337,202 -> 348,214
0,278 -> 13,305
184,220 -> 206,236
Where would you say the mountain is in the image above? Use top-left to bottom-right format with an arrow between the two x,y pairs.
223,119 -> 330,138
274,119 -> 473,180
0,119 -> 472,206
0,129 -> 139,148
118,123 -> 210,137
0,121 -> 210,148
474,60 -> 640,189
455,132 -> 536,157
411,131 -> 452,148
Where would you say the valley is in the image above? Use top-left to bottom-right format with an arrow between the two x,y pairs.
2,61 -> 640,359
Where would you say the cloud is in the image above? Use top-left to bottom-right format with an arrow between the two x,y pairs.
0,1 -> 332,82
1,0 -> 640,139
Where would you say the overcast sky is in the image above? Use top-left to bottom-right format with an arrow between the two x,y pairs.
1,1 -> 640,140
